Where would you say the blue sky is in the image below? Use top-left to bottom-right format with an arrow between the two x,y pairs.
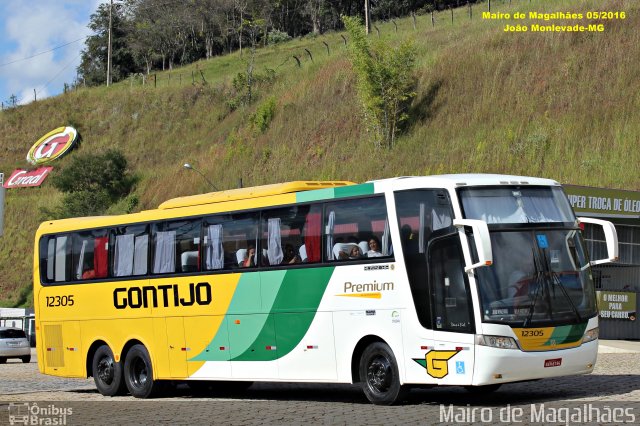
0,0 -> 102,106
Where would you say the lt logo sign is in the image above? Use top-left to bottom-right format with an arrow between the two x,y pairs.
27,126 -> 79,165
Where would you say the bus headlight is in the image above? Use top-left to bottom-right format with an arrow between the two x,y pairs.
476,334 -> 519,349
582,327 -> 599,343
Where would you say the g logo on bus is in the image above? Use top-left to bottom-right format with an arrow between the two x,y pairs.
413,349 -> 461,378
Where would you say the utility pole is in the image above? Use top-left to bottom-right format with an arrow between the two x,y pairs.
0,173 -> 5,237
107,0 -> 113,87
364,0 -> 371,34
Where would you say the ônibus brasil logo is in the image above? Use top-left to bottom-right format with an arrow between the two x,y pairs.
26,126 -> 79,165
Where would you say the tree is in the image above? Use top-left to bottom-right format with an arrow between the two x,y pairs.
77,2 -> 136,86
342,15 -> 417,149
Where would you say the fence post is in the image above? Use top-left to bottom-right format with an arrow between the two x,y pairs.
451,6 -> 454,24
412,12 -> 417,30
154,74 -> 157,88
431,10 -> 435,27
322,41 -> 330,55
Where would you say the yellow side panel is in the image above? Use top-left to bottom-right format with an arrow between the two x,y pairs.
166,317 -> 187,378
62,321 -> 83,377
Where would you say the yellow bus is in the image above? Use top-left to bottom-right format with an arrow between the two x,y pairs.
34,175 -> 617,405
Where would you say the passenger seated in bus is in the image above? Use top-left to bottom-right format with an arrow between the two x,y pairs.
239,245 -> 256,267
366,236 -> 383,257
282,244 -> 301,264
337,243 -> 362,260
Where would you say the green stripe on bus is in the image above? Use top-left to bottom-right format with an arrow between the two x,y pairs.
191,267 -> 334,362
231,267 -> 334,361
295,183 -> 375,203
544,323 -> 587,346
334,183 -> 374,198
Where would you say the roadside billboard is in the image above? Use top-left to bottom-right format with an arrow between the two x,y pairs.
3,167 -> 53,189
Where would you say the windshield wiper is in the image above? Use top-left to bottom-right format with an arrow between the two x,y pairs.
524,247 -> 545,327
547,265 -> 583,323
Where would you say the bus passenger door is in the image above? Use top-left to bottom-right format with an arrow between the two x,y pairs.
165,317 -> 188,378
428,235 -> 475,385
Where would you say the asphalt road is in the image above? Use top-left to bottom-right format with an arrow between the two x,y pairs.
1,347 -> 639,425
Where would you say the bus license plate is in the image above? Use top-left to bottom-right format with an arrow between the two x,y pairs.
544,358 -> 562,368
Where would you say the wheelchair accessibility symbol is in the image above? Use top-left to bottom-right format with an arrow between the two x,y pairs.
455,361 -> 465,374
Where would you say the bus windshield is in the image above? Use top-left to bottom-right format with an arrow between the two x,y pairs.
472,228 -> 597,326
460,186 -> 596,326
459,186 -> 575,224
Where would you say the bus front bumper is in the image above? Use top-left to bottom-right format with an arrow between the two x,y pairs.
472,340 -> 598,385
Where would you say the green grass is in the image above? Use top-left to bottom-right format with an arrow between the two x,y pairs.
0,0 -> 638,305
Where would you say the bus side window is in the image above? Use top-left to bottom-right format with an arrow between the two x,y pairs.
72,230 -> 108,280
112,225 -> 149,277
204,213 -> 258,271
40,235 -> 71,283
324,197 -> 391,262
260,205 -> 319,267
151,219 -> 201,274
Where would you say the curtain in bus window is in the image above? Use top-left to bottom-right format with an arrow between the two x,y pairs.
463,196 -> 526,224
326,211 -> 335,260
47,239 -> 55,281
133,235 -> 148,275
432,207 -> 452,230
114,234 -> 135,277
382,217 -> 391,256
520,194 -> 561,223
94,236 -> 108,278
205,225 -> 224,270
304,212 -> 321,262
154,231 -> 176,273
76,240 -> 88,279
55,236 -> 68,282
267,218 -> 284,265
419,203 -> 426,254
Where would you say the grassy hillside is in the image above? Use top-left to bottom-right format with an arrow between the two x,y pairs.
1,0 -> 638,306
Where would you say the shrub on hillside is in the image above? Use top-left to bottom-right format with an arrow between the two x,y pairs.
267,30 -> 292,45
41,149 -> 137,219
252,96 -> 277,133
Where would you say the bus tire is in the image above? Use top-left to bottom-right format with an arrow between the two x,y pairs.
92,345 -> 126,396
0,357 -> 6,364
124,344 -> 161,398
359,342 -> 408,405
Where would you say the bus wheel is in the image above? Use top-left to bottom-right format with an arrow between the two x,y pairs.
92,345 -> 126,396
124,344 -> 161,398
359,342 -> 408,405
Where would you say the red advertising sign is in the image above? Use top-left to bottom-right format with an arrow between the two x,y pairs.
3,167 -> 53,188
27,126 -> 78,165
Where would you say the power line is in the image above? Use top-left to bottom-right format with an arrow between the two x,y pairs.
35,52 -> 83,98
0,37 -> 87,68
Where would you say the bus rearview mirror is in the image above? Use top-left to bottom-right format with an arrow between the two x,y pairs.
577,217 -> 619,265
453,219 -> 493,272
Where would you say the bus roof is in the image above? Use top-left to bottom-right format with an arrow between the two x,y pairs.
158,181 -> 356,210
